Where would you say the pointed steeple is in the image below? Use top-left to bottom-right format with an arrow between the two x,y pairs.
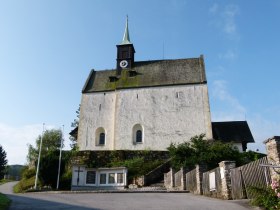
116,16 -> 135,72
120,16 -> 132,45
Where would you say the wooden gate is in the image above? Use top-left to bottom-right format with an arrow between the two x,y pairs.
231,156 -> 271,199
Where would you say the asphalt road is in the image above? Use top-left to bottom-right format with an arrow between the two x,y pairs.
1,182 -> 255,210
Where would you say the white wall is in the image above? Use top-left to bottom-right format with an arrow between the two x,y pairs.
78,84 -> 212,151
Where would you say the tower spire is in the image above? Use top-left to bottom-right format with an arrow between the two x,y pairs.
120,15 -> 132,45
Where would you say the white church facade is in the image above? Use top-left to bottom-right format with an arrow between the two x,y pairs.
77,19 -> 212,152
75,18 -> 254,153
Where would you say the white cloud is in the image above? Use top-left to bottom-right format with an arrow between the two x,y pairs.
208,4 -> 240,40
247,115 -> 280,153
210,80 -> 280,154
0,123 -> 54,165
209,3 -> 219,14
222,4 -> 239,36
211,80 -> 246,120
218,49 -> 238,61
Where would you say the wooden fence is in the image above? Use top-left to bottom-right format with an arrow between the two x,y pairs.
186,168 -> 197,193
202,167 -> 222,198
230,156 -> 271,199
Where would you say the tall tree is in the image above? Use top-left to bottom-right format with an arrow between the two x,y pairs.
0,145 -> 8,179
70,105 -> 80,150
27,129 -> 62,165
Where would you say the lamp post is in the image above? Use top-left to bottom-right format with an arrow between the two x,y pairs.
56,125 -> 64,190
35,123 -> 44,189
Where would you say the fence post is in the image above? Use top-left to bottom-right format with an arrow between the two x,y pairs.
195,164 -> 207,195
264,136 -> 280,181
219,161 -> 236,200
170,167 -> 175,188
180,167 -> 186,190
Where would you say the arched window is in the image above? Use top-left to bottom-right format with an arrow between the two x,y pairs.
132,124 -> 144,144
96,127 -> 106,146
136,130 -> 142,143
99,133 -> 105,145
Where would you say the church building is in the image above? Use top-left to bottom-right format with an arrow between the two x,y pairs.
77,18 -> 213,151
71,17 -> 255,190
76,18 -> 254,153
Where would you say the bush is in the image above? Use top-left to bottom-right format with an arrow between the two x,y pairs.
249,179 -> 280,210
168,134 -> 241,170
59,169 -> 72,190
22,167 -> 36,179
110,157 -> 164,181
13,176 -> 39,193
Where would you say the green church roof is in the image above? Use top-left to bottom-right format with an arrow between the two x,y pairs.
82,56 -> 207,93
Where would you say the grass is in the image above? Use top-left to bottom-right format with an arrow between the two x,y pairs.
13,176 -> 37,193
0,193 -> 11,210
0,179 -> 12,185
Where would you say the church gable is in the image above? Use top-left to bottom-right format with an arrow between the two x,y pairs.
83,56 -> 207,93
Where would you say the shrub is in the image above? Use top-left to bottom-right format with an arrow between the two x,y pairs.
13,176 -> 39,193
22,167 -> 36,179
168,134 -> 241,170
249,179 -> 280,210
110,157 -> 164,181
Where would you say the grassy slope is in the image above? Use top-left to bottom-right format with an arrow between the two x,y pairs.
0,193 -> 11,210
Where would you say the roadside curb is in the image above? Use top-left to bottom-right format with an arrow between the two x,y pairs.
34,190 -> 190,194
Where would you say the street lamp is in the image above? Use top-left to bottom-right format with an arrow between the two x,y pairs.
56,125 -> 64,190
35,123 -> 44,189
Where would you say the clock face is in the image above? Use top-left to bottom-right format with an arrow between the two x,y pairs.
120,60 -> 128,68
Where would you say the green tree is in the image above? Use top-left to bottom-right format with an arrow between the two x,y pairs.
70,105 -> 80,151
0,145 -> 8,179
39,150 -> 65,188
27,129 -> 62,166
167,134 -> 241,170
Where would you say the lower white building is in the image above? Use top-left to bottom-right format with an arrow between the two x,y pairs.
71,165 -> 127,190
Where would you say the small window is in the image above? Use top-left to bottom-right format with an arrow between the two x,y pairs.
117,173 -> 124,184
132,124 -> 144,144
100,173 -> 106,184
109,173 -> 115,184
86,171 -> 96,184
99,133 -> 105,145
136,130 -> 142,143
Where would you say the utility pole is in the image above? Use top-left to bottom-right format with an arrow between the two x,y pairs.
35,123 -> 44,189
56,125 -> 64,190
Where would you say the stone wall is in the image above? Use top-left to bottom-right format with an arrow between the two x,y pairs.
264,136 -> 280,181
219,161 -> 236,200
164,168 -> 174,189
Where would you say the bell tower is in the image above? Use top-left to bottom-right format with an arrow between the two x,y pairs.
116,16 -> 135,72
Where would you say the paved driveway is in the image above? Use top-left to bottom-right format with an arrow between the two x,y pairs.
1,182 -> 255,210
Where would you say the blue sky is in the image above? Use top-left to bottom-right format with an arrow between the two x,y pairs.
1,0 -> 280,165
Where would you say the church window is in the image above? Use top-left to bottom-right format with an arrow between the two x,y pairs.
108,173 -> 115,184
132,124 -> 144,144
86,171 -> 96,184
136,130 -> 142,143
117,173 -> 124,184
99,133 -> 105,145
96,127 -> 106,146
100,173 -> 106,184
